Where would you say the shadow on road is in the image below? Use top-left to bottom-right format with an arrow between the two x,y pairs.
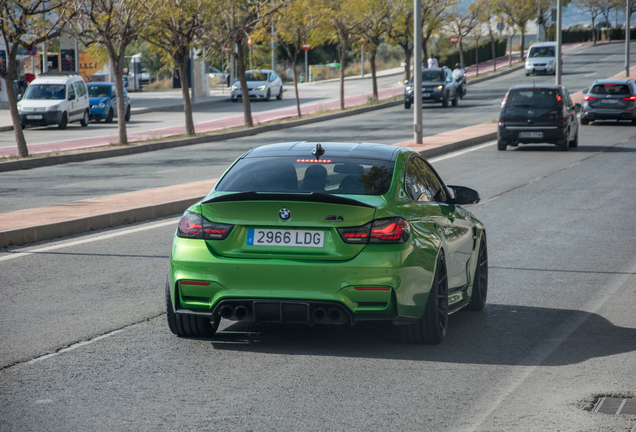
201,303 -> 636,367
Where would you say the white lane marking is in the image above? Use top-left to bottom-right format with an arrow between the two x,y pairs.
0,217 -> 180,263
428,141 -> 496,163
26,329 -> 125,365
458,257 -> 636,432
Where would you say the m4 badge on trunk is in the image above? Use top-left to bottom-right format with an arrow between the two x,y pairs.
325,215 -> 344,222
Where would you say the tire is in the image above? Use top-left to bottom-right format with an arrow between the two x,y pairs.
231,97 -> 238,102
80,110 -> 89,127
265,89 -> 271,101
166,279 -> 219,338
497,140 -> 507,151
525,72 -> 530,76
557,130 -> 569,151
580,117 -> 589,125
105,108 -> 114,123
400,252 -> 449,345
125,105 -> 131,122
467,233 -> 488,311
21,122 -> 25,129
452,92 -> 458,106
442,94 -> 448,108
569,127 -> 579,147
404,100 -> 411,109
276,86 -> 283,100
58,112 -> 67,129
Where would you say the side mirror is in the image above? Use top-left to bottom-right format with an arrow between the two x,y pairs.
448,185 -> 480,205
404,80 -> 409,84
17,94 -> 22,101
574,103 -> 581,111
582,89 -> 588,94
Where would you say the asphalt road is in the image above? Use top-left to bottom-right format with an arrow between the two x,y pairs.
1,120 -> 636,430
2,42 -> 635,214
0,73 -> 403,150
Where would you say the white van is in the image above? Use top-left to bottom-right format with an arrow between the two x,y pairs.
525,42 -> 557,76
17,73 -> 90,129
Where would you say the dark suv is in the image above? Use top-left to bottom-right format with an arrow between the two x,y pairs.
581,79 -> 636,125
404,67 -> 459,109
497,85 -> 581,151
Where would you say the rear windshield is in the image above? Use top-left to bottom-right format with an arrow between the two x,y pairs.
216,157 -> 395,195
590,84 -> 631,95
529,46 -> 555,58
24,84 -> 66,100
507,88 -> 561,108
87,85 -> 112,98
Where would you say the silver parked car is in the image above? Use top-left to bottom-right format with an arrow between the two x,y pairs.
231,69 -> 283,102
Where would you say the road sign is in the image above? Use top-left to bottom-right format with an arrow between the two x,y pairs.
449,35 -> 458,45
26,46 -> 37,56
302,43 -> 310,51
496,21 -> 504,31
360,39 -> 365,45
248,36 -> 252,48
546,21 -> 551,28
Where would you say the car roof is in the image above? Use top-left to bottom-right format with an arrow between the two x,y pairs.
247,69 -> 274,73
593,79 -> 632,85
508,84 -> 563,91
87,82 -> 113,86
530,42 -> 556,47
30,75 -> 81,85
243,142 -> 403,161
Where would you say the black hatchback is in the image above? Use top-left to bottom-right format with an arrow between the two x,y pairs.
497,85 -> 581,151
581,79 -> 636,124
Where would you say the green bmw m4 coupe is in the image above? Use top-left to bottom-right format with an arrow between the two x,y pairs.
167,142 -> 488,344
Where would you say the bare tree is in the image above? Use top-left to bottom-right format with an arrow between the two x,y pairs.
68,0 -> 158,145
0,0 -> 80,157
387,6 -> 414,82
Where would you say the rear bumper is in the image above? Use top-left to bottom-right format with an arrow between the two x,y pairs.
582,108 -> 636,121
498,124 -> 567,143
168,235 -> 435,323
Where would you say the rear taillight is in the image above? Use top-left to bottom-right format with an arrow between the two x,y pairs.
584,96 -> 597,101
338,217 -> 409,245
177,211 -> 233,240
622,96 -> 636,101
498,119 -> 505,127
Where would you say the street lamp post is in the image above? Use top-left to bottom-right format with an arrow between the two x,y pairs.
555,0 -> 562,85
414,0 -> 423,144
627,0 -> 631,77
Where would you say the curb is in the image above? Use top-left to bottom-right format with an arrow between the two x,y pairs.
0,196 -> 202,248
0,130 -> 497,249
0,99 -> 402,173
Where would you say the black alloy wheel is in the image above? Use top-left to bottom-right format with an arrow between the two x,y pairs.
467,233 -> 488,311
400,252 -> 449,344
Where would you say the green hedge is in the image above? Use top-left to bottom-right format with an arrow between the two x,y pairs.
439,38 -> 507,69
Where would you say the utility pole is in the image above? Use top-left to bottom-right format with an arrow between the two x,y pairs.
627,0 -> 631,77
361,45 -> 364,77
414,0 -> 423,144
271,0 -> 275,71
556,0 -> 562,85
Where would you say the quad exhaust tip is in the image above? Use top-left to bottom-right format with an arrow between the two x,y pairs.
219,305 -> 234,319
234,305 -> 249,320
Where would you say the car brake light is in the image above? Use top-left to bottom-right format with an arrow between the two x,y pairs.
296,159 -> 331,163
177,211 -> 234,240
180,281 -> 210,286
583,96 -> 597,101
338,222 -> 371,244
370,217 -> 409,243
558,118 -> 565,123
622,96 -> 636,100
556,95 -> 562,101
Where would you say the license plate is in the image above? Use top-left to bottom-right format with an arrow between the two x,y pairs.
26,115 -> 43,120
247,228 -> 324,247
519,132 -> 543,138
601,99 -> 619,104
422,93 -> 430,97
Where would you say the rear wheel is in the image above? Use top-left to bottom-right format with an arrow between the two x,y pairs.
276,86 -> 283,100
166,279 -> 219,338
400,252 -> 448,345
80,110 -> 89,127
557,129 -> 569,151
404,100 -> 411,109
467,233 -> 488,311
580,117 -> 589,125
497,140 -> 507,151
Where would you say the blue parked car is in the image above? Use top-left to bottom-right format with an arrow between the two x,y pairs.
87,82 -> 131,123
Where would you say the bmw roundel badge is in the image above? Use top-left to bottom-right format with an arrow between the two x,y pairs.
279,208 -> 291,221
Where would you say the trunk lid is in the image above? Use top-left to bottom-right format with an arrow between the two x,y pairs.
502,88 -> 563,126
200,193 -> 381,261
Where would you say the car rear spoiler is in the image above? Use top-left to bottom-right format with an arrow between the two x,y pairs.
202,192 -> 376,208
